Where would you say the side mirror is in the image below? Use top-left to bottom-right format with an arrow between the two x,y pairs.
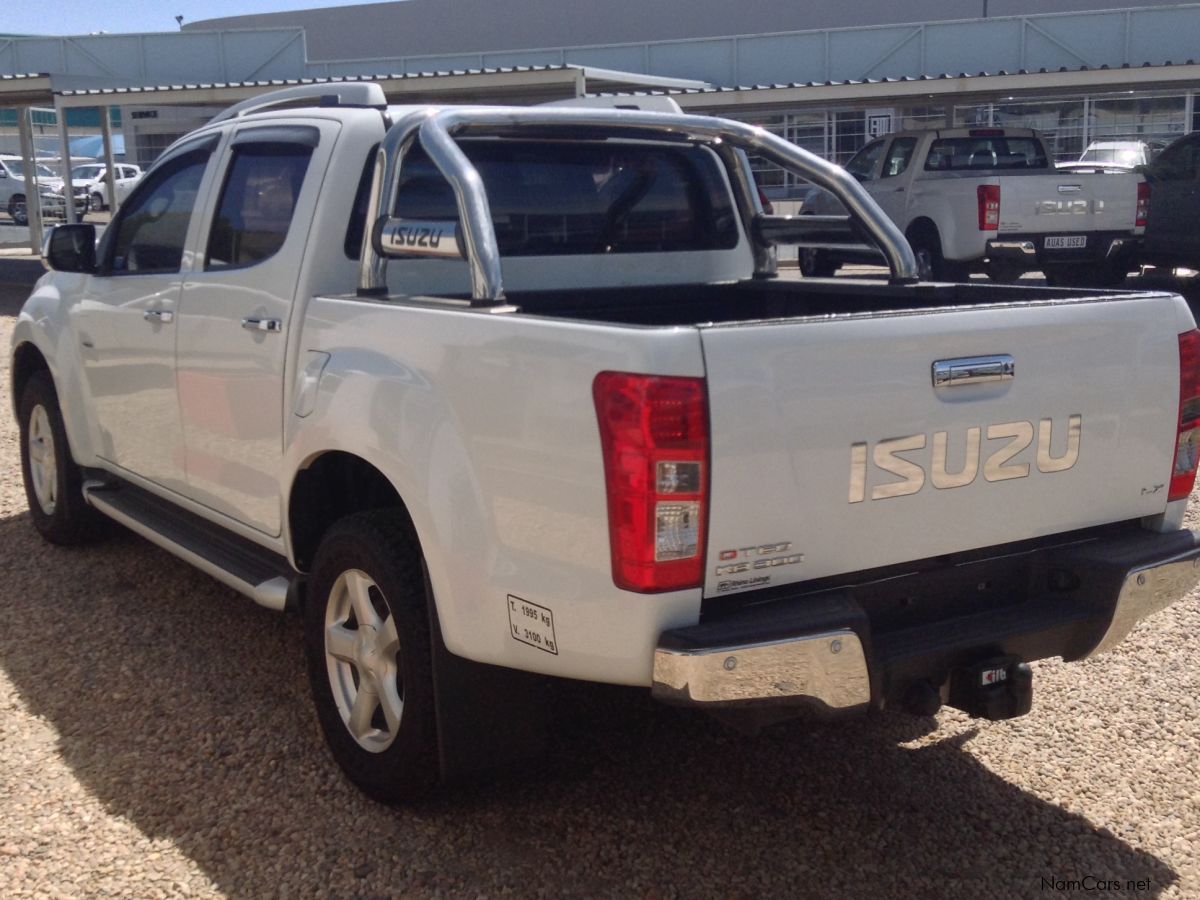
0,170 -> 7,178
42,223 -> 97,273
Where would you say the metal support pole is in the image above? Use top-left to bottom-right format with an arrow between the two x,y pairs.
17,107 -> 43,254
56,103 -> 76,223
100,105 -> 118,213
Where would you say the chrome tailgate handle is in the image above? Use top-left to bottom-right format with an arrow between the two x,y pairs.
933,355 -> 1014,388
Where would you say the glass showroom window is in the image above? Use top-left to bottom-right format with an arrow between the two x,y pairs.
1090,93 -> 1187,148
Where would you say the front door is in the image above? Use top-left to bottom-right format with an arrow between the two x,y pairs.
174,120 -> 335,535
74,136 -> 221,492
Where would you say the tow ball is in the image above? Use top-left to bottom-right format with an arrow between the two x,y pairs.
947,655 -> 1034,721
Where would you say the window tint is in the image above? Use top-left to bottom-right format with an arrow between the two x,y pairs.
206,143 -> 313,270
844,141 -> 885,181
882,138 -> 917,178
344,143 -> 380,260
924,137 -> 1048,171
106,148 -> 209,274
122,167 -> 138,179
367,140 -> 738,256
1148,139 -> 1199,181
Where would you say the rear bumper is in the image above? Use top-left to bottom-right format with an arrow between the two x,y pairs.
652,527 -> 1199,713
986,232 -> 1139,268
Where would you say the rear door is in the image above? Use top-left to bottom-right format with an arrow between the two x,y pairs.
174,119 -> 336,535
698,295 -> 1182,598
870,136 -> 919,225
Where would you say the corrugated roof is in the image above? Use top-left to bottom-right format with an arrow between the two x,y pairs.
54,65 -> 579,97
657,59 -> 1200,94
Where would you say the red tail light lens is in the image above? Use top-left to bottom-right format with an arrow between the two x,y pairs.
1136,181 -> 1151,228
1169,329 -> 1200,501
593,372 -> 709,593
978,184 -> 1001,231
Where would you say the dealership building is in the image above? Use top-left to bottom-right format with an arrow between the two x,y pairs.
4,0 -> 1200,246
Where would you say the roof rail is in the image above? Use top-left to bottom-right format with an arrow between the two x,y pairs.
208,82 -> 387,125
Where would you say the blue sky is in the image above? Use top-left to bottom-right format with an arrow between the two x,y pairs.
4,1 -> 372,37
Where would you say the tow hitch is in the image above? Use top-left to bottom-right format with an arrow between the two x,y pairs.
947,655 -> 1033,721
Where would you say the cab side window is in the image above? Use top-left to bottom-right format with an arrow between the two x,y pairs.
206,143 -> 314,270
105,147 -> 210,275
882,138 -> 917,178
845,141 -> 886,182
1148,139 -> 1199,182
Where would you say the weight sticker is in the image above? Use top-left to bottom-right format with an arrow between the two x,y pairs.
507,595 -> 558,655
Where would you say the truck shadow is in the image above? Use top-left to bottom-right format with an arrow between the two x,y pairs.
0,513 -> 1178,899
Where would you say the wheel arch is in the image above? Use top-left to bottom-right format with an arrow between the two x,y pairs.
904,216 -> 940,245
11,340 -> 51,420
286,450 -> 419,574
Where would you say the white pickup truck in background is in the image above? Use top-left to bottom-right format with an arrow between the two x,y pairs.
801,127 -> 1147,286
12,86 -> 1200,803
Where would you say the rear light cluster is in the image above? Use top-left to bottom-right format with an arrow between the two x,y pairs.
977,185 -> 1001,231
1170,329 -> 1200,501
1136,182 -> 1151,228
593,372 -> 709,593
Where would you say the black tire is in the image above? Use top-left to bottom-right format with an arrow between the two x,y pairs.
90,191 -> 106,212
798,247 -> 839,278
17,371 -> 105,545
304,510 -> 440,804
908,228 -> 968,282
8,194 -> 27,227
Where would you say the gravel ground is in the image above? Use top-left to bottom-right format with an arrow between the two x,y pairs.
1,262 -> 1198,899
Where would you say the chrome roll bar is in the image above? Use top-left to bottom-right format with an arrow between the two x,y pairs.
359,106 -> 920,303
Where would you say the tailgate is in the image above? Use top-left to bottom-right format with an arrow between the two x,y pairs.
998,172 -> 1140,236
699,295 -> 1182,598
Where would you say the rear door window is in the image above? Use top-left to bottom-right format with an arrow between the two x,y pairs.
206,142 -> 314,270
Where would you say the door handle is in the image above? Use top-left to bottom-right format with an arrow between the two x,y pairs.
143,309 -> 174,324
241,317 -> 283,333
933,355 -> 1014,388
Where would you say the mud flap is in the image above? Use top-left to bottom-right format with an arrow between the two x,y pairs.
425,573 -> 549,783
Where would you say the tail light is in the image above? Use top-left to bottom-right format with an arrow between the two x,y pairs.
978,185 -> 1001,231
593,372 -> 709,593
1169,329 -> 1200,501
1136,181 -> 1151,228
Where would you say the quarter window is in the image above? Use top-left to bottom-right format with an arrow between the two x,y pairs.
206,143 -> 313,270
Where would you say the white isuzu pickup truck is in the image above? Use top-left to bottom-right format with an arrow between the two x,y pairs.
800,127 -> 1147,287
12,84 -> 1200,803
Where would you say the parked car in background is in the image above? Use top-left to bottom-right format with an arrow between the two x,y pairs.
0,155 -> 86,225
1056,139 -> 1166,173
800,127 -> 1146,286
69,162 -> 143,212
1140,132 -> 1200,271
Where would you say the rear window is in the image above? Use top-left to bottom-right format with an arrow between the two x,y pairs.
924,137 -> 1048,171
345,139 -> 739,259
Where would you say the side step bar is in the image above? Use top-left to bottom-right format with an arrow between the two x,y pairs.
83,482 -> 294,611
